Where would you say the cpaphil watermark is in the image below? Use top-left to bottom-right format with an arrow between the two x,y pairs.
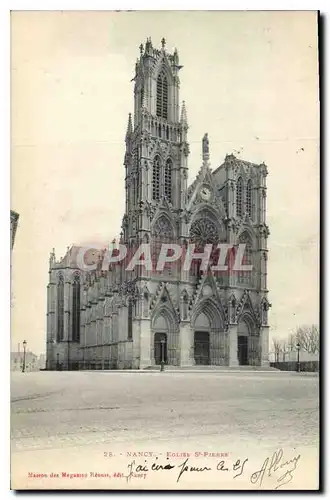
74,242 -> 253,275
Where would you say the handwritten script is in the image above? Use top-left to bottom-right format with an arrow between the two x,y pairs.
124,448 -> 301,489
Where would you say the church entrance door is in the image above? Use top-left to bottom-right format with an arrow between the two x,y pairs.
238,336 -> 248,365
154,333 -> 168,365
194,331 -> 210,365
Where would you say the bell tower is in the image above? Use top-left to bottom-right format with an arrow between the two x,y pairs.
122,38 -> 190,246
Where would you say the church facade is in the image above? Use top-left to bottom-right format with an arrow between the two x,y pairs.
46,38 -> 271,370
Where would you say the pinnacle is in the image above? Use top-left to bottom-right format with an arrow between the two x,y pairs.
180,100 -> 188,125
125,113 -> 133,141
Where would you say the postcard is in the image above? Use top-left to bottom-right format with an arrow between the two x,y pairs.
11,10 -> 319,490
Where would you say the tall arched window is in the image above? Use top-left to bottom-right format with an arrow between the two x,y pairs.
151,216 -> 174,276
238,233 -> 253,286
236,177 -> 243,218
72,274 -> 80,342
246,179 -> 252,218
57,274 -> 64,342
156,71 -> 168,119
140,86 -> 144,108
152,156 -> 161,201
164,158 -> 172,202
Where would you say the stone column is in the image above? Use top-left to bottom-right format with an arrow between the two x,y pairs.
228,324 -> 239,367
260,326 -> 270,366
179,322 -> 194,366
139,318 -> 151,368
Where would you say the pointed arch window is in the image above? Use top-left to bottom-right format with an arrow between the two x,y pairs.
152,156 -> 161,201
151,216 -> 174,276
237,233 -> 253,286
164,158 -> 172,202
236,177 -> 243,218
72,274 -> 80,342
156,71 -> 168,119
57,274 -> 64,342
246,179 -> 252,218
140,86 -> 144,108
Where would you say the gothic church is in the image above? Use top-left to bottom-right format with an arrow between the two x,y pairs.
46,38 -> 271,370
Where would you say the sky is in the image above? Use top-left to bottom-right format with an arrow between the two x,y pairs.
11,11 -> 319,355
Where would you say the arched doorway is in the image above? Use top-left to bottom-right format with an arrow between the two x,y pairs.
193,311 -> 210,365
237,316 -> 260,366
194,332 -> 210,365
237,318 -> 249,365
151,300 -> 180,366
154,332 -> 168,365
237,336 -> 248,365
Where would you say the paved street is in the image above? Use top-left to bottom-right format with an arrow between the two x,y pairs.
11,371 -> 319,490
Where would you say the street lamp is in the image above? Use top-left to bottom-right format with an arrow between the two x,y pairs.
296,342 -> 301,372
22,340 -> 27,373
160,338 -> 165,372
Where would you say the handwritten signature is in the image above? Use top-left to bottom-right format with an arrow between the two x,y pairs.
250,448 -> 301,489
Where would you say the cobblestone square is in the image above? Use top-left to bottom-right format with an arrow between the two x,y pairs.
11,371 -> 319,490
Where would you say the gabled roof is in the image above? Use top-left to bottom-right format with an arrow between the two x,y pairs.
55,245 -> 104,270
212,154 -> 265,185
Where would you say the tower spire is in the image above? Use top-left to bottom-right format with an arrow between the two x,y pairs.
125,113 -> 133,141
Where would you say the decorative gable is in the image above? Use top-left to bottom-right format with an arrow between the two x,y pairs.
235,289 -> 260,326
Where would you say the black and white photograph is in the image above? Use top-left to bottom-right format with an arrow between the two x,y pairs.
10,10 -> 319,490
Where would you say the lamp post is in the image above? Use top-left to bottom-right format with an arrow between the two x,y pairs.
22,340 -> 27,373
160,338 -> 165,372
296,342 -> 301,372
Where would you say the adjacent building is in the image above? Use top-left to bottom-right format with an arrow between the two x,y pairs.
11,350 -> 39,372
10,210 -> 19,250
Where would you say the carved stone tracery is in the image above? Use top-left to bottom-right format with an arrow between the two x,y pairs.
189,218 -> 219,246
152,216 -> 174,239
